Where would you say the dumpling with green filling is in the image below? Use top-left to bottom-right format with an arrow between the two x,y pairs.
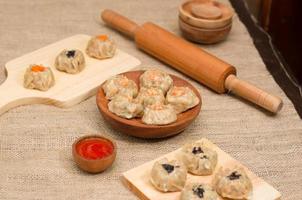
139,69 -> 173,94
102,75 -> 138,100
136,87 -> 165,107
108,94 -> 143,119
142,103 -> 177,125
166,86 -> 200,114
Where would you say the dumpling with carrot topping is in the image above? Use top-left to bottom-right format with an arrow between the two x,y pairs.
108,95 -> 143,119
212,166 -> 253,199
142,103 -> 177,125
86,34 -> 116,59
23,64 -> 55,91
150,158 -> 187,192
166,86 -> 200,114
136,87 -> 165,107
55,49 -> 85,74
139,69 -> 173,94
102,75 -> 138,100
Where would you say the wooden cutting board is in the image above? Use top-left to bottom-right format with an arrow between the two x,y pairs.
0,34 -> 141,116
122,138 -> 281,200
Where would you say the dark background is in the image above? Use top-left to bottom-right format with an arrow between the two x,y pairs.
246,0 -> 302,85
239,0 -> 302,117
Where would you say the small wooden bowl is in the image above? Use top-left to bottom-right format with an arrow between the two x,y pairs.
72,135 -> 117,173
96,70 -> 202,139
179,0 -> 234,29
179,17 -> 232,44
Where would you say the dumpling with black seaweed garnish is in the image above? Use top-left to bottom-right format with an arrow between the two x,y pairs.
181,183 -> 219,200
150,158 -> 187,192
180,142 -> 217,175
55,49 -> 85,74
213,166 -> 253,199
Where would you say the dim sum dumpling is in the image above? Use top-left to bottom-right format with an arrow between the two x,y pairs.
139,69 -> 173,93
142,103 -> 177,125
55,49 -> 85,74
166,86 -> 200,114
150,158 -> 187,192
136,87 -> 165,107
23,64 -> 55,91
180,183 -> 219,200
102,75 -> 138,100
180,142 -> 217,175
108,95 -> 143,119
86,35 -> 116,59
213,166 -> 253,199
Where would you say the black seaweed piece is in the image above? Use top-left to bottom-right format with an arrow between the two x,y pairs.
66,50 -> 76,58
161,164 -> 174,174
227,171 -> 242,180
192,147 -> 204,154
193,186 -> 205,198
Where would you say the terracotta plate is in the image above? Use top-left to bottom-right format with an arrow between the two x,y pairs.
96,70 -> 202,139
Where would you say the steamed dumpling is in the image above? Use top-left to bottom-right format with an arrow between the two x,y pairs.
142,103 -> 177,125
55,49 -> 85,74
180,142 -> 217,175
150,158 -> 187,192
136,87 -> 165,107
139,69 -> 173,94
213,166 -> 253,199
23,64 -> 55,91
166,86 -> 200,114
108,95 -> 143,119
86,34 -> 116,59
102,75 -> 138,100
180,183 -> 219,200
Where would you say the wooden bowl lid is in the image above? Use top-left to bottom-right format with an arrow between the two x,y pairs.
96,70 -> 202,139
179,17 -> 232,44
191,4 -> 222,19
179,0 -> 234,29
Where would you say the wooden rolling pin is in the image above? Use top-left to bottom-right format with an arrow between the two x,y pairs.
101,9 -> 283,113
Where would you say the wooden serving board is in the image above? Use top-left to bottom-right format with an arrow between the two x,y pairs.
0,34 -> 141,115
122,138 -> 281,200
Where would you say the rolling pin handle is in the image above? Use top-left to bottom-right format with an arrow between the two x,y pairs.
101,9 -> 139,39
225,74 -> 283,113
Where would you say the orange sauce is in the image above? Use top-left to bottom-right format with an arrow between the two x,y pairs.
76,138 -> 114,160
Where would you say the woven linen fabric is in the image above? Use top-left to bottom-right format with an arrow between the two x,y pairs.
0,0 -> 301,199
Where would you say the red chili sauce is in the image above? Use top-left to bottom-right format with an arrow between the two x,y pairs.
76,138 -> 114,160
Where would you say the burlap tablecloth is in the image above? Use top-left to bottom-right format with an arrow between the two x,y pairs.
0,0 -> 301,199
